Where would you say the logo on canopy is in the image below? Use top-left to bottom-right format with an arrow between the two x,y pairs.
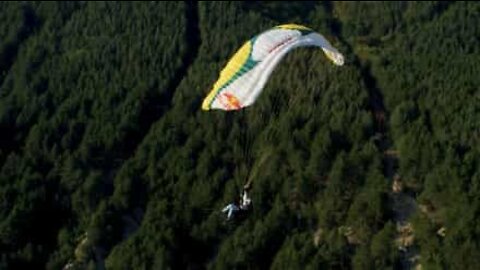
219,92 -> 242,110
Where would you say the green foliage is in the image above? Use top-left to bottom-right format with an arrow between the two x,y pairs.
0,1 -> 478,269
349,1 -> 480,268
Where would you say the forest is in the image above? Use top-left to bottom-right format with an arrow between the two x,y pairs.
0,1 -> 479,269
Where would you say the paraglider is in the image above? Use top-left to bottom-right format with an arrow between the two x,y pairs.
204,24 -> 345,221
202,24 -> 344,111
222,202 -> 240,220
221,187 -> 252,220
240,188 -> 252,210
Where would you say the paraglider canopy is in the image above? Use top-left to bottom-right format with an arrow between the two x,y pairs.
201,24 -> 344,111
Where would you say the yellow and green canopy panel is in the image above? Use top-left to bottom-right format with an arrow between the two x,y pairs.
202,24 -> 344,111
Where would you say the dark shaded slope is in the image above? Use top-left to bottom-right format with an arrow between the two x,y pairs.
0,4 -> 40,164
119,1 -> 201,161
325,1 -> 418,269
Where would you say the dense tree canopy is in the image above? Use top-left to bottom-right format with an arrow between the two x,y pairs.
0,1 -> 478,269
